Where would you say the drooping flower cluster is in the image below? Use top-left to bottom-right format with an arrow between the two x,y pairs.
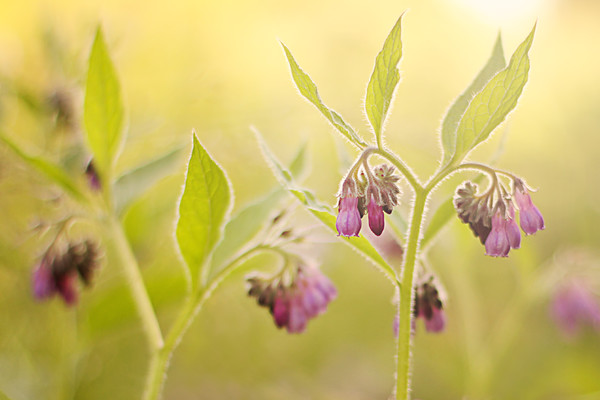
454,177 -> 544,257
336,164 -> 400,238
32,240 -> 99,305
413,279 -> 445,333
550,280 -> 600,339
247,264 -> 337,333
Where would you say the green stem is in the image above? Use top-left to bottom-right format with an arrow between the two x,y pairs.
394,189 -> 427,400
142,245 -> 273,400
374,147 -> 421,190
107,216 -> 164,351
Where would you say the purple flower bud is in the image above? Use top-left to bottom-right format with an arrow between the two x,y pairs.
513,182 -> 545,235
485,209 -> 511,257
367,194 -> 385,236
424,307 -> 446,333
32,257 -> 56,300
413,280 -> 446,334
247,265 -> 337,334
505,205 -> 521,250
551,281 -> 600,339
85,160 -> 102,191
336,196 -> 362,237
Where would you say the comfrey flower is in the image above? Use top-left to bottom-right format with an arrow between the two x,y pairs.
413,279 -> 445,333
336,178 -> 362,237
336,164 -> 400,237
485,202 -> 521,257
550,280 -> 600,339
32,240 -> 99,306
513,178 -> 545,235
247,265 -> 337,334
454,182 -> 492,244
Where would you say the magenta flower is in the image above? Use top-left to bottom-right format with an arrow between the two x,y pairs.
247,265 -> 337,334
367,194 -> 385,236
485,210 -> 511,257
336,196 -> 362,237
513,179 -> 545,235
505,205 -> 521,250
336,178 -> 362,237
551,281 -> 600,338
31,240 -> 99,306
413,280 -> 446,333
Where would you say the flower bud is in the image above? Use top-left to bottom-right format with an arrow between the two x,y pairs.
454,182 -> 492,244
551,280 -> 600,339
336,178 -> 362,237
413,279 -> 446,333
513,178 -> 545,235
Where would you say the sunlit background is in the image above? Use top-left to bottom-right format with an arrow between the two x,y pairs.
1,0 -> 599,399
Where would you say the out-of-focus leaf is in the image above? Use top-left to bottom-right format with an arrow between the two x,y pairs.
440,34 -> 506,166
114,145 -> 185,215
209,144 -> 308,277
176,133 -> 232,287
254,127 -> 398,284
83,27 -> 124,181
0,133 -> 86,202
281,43 -> 367,149
450,24 -> 536,166
365,12 -> 405,145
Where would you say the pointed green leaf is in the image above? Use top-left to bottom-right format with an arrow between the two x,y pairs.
83,27 -> 125,181
114,145 -> 185,215
451,24 -> 536,165
176,133 -> 232,286
365,13 -> 405,145
254,128 -> 398,285
281,43 -> 367,148
441,34 -> 506,166
0,132 -> 86,202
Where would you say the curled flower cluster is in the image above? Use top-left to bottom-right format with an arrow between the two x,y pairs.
336,163 -> 400,237
247,265 -> 337,333
413,279 -> 445,333
32,240 -> 99,305
454,177 -> 544,257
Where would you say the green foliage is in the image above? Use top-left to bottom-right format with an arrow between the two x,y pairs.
365,13 -> 405,145
254,128 -> 398,284
281,43 -> 367,149
449,24 -> 536,166
440,34 -> 506,166
0,132 -> 86,202
114,145 -> 185,215
83,27 -> 125,181
176,133 -> 232,287
209,144 -> 308,278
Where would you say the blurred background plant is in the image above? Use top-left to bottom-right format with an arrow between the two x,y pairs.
0,0 -> 599,399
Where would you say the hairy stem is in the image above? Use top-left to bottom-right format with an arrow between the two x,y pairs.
394,189 -> 427,400
107,215 -> 164,351
374,147 -> 421,190
142,245 -> 275,400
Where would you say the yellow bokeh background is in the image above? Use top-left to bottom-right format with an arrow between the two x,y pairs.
1,0 -> 599,399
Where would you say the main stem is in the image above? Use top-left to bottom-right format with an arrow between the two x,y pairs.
395,189 -> 427,400
108,215 -> 164,351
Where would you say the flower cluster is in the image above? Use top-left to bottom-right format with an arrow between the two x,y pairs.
247,265 -> 337,334
32,240 -> 99,305
551,280 -> 600,339
454,177 -> 544,257
413,279 -> 445,333
336,164 -> 400,237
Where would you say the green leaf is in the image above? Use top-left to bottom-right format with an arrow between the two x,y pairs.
441,33 -> 506,166
281,43 -> 367,148
451,24 -> 536,165
254,127 -> 398,285
176,133 -> 232,287
83,27 -> 125,181
114,145 -> 185,215
0,132 -> 86,202
210,143 -> 308,276
365,12 -> 405,145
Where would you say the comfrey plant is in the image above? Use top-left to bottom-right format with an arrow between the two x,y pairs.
259,13 -> 544,400
1,15 -> 544,400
